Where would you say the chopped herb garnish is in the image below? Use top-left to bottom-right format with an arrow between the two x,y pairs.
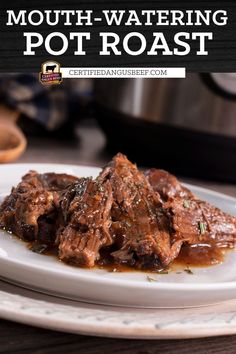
30,243 -> 48,254
146,275 -> 158,282
125,221 -> 132,227
184,268 -> 194,275
183,200 -> 190,208
157,207 -> 165,216
198,221 -> 206,234
158,270 -> 169,274
108,267 -> 121,273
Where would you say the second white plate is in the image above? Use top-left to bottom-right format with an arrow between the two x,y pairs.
1,163 -> 236,308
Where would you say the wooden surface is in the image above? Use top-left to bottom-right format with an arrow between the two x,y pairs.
1,319 -> 236,354
1,119 -> 236,353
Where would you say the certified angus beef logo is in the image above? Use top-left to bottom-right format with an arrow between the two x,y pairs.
39,61 -> 62,85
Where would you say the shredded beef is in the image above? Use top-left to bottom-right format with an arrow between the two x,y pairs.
1,154 -> 236,270
57,177 -> 113,267
146,168 -> 194,201
0,171 -> 77,244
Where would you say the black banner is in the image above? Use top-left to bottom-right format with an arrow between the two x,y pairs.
0,0 -> 235,72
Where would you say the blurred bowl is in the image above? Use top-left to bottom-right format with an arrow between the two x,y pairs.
0,106 -> 27,163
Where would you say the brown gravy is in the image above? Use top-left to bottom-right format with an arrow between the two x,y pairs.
27,239 -> 228,273
174,243 -> 225,267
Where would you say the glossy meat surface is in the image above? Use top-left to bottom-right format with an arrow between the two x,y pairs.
146,168 -> 194,202
99,154 -> 182,267
57,177 -> 113,267
147,168 -> 236,250
165,197 -> 236,249
1,155 -> 236,270
0,171 -> 78,244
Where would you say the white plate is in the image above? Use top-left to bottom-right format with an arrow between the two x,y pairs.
1,163 -> 236,308
2,280 -> 236,339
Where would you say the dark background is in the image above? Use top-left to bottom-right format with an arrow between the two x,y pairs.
0,0 -> 235,72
